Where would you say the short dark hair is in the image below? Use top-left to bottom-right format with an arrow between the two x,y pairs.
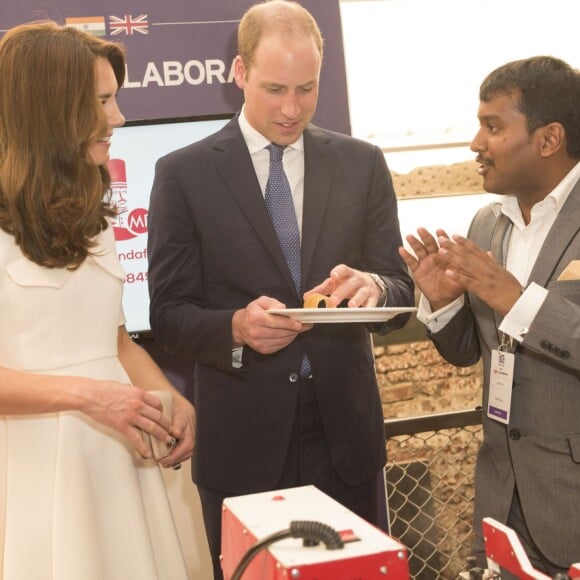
480,56 -> 580,158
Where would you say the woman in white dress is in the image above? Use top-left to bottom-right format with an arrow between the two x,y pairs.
0,21 -> 195,580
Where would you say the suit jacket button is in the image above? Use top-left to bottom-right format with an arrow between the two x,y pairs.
289,373 -> 299,383
509,429 -> 521,440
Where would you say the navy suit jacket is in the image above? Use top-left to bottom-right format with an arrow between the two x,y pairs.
147,117 -> 414,494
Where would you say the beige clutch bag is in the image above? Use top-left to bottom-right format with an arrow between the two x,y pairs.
141,390 -> 175,460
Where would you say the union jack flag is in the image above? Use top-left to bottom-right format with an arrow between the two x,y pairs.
109,14 -> 149,36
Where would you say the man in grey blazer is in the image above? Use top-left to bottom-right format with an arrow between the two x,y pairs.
400,56 -> 580,576
147,2 -> 414,578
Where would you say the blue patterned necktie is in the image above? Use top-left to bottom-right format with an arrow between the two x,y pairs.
265,143 -> 302,293
265,143 -> 311,377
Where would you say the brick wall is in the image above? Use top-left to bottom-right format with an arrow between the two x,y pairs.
374,160 -> 485,576
375,341 -> 483,418
379,158 -> 486,418
391,160 -> 484,199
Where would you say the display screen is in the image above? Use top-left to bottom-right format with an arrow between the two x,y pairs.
108,116 -> 229,335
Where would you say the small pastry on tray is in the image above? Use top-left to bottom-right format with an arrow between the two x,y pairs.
303,293 -> 335,309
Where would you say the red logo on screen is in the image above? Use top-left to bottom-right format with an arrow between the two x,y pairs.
107,158 -> 148,241
126,208 -> 148,234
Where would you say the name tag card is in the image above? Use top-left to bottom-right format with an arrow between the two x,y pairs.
487,349 -> 515,424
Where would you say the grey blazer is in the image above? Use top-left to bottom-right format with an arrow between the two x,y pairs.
429,179 -> 580,567
147,117 -> 414,494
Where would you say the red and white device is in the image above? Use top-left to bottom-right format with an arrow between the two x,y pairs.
221,485 -> 409,579
483,517 -> 580,579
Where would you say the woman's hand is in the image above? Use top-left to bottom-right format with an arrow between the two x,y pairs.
77,379 -> 173,458
160,394 -> 196,469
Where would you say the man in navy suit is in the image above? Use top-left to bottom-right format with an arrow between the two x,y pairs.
147,2 -> 414,577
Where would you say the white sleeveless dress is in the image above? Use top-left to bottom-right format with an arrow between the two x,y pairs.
0,224 -> 189,579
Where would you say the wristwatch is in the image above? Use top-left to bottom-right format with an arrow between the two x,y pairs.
369,272 -> 388,307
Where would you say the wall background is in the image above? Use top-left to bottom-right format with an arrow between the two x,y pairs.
1,0 -> 351,131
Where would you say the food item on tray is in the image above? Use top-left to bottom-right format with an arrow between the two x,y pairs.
303,293 -> 335,309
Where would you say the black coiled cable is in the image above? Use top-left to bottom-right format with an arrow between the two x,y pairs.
230,520 -> 344,580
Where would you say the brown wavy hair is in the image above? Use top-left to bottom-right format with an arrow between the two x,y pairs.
0,21 -> 126,268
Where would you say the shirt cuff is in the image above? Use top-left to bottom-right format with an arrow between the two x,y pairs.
498,282 -> 548,342
417,294 -> 465,333
369,272 -> 388,307
232,346 -> 244,369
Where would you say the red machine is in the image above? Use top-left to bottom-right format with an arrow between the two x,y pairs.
483,517 -> 580,579
221,485 -> 409,579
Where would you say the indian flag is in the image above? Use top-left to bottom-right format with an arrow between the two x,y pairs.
65,16 -> 106,37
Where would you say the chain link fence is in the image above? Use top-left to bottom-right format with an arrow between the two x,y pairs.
384,409 -> 484,579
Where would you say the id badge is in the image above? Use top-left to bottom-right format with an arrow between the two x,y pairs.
487,348 -> 515,424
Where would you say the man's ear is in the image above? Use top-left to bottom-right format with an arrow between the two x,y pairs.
233,55 -> 246,90
539,122 -> 565,157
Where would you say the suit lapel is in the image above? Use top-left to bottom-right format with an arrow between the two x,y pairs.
301,127 -> 334,286
488,212 -> 513,332
213,118 -> 298,293
528,179 -> 580,286
489,212 -> 512,263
